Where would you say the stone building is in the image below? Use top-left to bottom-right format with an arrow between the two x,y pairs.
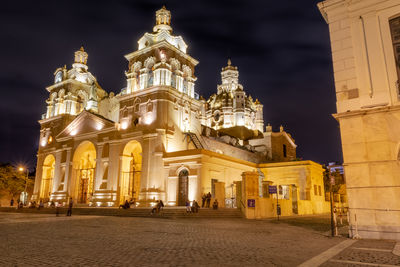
318,0 -> 400,239
33,7 -> 329,215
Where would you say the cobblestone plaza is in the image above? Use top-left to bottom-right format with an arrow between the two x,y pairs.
0,213 -> 399,266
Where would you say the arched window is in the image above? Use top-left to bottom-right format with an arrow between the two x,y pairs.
146,101 -> 153,112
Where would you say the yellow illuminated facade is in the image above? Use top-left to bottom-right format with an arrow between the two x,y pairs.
319,0 -> 400,239
33,7 -> 330,216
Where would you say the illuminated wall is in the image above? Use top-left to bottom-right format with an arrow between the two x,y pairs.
319,0 -> 400,239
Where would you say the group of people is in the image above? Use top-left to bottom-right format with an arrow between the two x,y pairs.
11,198 -> 59,210
10,198 -> 24,209
119,198 -> 136,209
185,200 -> 200,213
8,193 -> 220,216
201,192 -> 219,209
151,200 -> 164,214
201,192 -> 212,208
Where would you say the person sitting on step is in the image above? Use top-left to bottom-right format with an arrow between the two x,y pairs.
186,200 -> 191,213
119,200 -> 130,209
213,199 -> 218,210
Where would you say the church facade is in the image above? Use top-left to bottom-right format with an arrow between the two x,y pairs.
33,7 -> 329,214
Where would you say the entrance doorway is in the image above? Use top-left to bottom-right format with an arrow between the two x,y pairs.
120,141 -> 142,204
178,169 -> 189,206
72,141 -> 96,204
121,167 -> 140,201
77,168 -> 95,203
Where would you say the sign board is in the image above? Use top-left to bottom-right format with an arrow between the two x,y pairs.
268,185 -> 277,194
247,199 -> 255,208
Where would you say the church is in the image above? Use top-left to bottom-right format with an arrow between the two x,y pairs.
33,7 -> 330,215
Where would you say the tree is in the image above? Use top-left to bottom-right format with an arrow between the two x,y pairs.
0,164 -> 34,199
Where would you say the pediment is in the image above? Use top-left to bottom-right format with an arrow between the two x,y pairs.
56,110 -> 115,140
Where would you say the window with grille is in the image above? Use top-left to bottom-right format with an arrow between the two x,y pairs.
390,16 -> 400,96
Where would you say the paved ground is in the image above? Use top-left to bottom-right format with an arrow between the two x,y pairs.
0,212 -> 398,266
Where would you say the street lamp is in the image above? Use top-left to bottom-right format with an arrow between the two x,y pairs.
327,165 -> 337,237
18,166 -> 29,205
231,183 -> 234,208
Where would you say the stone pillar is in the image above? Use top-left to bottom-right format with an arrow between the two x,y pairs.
51,150 -> 63,194
32,153 -> 45,201
163,166 -> 170,204
139,132 -> 165,205
63,148 -> 72,194
52,148 -> 72,204
107,142 -> 121,205
94,144 -> 104,190
196,164 -> 202,203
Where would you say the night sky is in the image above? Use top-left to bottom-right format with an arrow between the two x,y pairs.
0,0 -> 342,169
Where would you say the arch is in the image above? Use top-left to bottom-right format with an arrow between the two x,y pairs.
146,100 -> 153,112
40,154 -> 55,201
120,140 -> 142,204
72,141 -> 96,204
177,168 -> 189,206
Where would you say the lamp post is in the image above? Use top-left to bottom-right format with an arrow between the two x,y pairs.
18,167 -> 29,205
231,183 -> 234,208
327,165 -> 337,237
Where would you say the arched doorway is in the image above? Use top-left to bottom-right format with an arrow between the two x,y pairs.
120,140 -> 142,204
40,154 -> 55,201
178,169 -> 189,206
72,141 -> 96,204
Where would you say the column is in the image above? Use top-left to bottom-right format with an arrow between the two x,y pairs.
51,150 -> 62,194
108,142 -> 121,201
196,164 -> 202,203
63,148 -> 72,193
32,153 -> 45,201
139,133 -> 165,204
94,144 -> 104,190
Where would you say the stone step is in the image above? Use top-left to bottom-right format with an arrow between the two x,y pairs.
0,207 -> 243,219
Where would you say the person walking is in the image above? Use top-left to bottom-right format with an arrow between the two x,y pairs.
206,192 -> 211,208
67,197 -> 73,216
10,198 -> 14,207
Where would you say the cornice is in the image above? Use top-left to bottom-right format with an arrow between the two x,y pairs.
124,40 -> 199,66
333,104 -> 400,119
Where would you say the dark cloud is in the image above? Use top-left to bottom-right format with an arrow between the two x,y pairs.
0,0 -> 342,167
